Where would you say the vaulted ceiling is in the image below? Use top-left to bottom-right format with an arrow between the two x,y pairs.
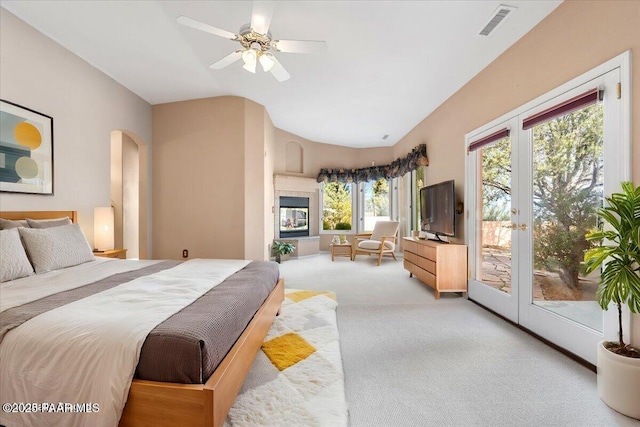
1,1 -> 562,147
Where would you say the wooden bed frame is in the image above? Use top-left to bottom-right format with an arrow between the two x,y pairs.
0,210 -> 284,427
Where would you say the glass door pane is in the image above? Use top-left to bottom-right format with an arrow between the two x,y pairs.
479,137 -> 513,295
530,102 -> 604,332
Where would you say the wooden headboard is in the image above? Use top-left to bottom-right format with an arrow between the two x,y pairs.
0,211 -> 78,223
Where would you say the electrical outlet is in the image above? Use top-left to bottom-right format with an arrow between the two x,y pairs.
182,249 -> 188,258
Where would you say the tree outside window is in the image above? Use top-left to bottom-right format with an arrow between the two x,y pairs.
482,103 -> 603,298
531,103 -> 603,295
363,178 -> 390,231
322,182 -> 352,230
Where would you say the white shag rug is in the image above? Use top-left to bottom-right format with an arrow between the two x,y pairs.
224,289 -> 348,427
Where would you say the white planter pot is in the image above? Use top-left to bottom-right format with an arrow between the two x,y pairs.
597,340 -> 640,419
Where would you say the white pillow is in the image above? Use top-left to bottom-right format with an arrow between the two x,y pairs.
0,218 -> 30,230
0,228 -> 34,282
26,217 -> 72,229
19,224 -> 95,274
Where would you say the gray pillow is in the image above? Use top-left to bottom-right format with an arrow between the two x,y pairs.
0,228 -> 34,282
19,224 -> 94,274
26,217 -> 72,229
0,219 -> 30,230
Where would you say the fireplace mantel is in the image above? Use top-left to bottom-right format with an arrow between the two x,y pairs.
274,175 -> 319,193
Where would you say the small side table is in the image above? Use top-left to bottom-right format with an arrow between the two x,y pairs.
94,249 -> 127,259
330,242 -> 351,261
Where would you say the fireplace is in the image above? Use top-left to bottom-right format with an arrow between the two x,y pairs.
279,196 -> 309,238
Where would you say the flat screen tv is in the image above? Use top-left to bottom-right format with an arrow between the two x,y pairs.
420,180 -> 455,241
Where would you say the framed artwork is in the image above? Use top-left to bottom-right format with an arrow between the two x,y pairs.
0,100 -> 54,195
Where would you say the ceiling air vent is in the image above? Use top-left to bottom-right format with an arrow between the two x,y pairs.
478,5 -> 517,36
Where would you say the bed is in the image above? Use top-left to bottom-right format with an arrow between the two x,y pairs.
0,210 -> 284,427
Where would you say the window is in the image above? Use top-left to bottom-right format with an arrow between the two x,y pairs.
360,178 -> 391,231
412,167 -> 425,231
321,182 -> 354,232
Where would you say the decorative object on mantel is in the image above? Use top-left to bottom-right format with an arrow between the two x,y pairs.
316,144 -> 428,184
0,100 -> 53,195
272,240 -> 296,263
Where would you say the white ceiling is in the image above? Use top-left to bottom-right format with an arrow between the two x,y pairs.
1,1 -> 562,148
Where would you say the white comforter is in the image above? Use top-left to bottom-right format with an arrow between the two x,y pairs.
0,257 -> 159,312
0,258 -> 250,427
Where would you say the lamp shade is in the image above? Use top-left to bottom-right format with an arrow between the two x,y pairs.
243,60 -> 257,73
259,52 -> 275,72
242,48 -> 257,65
94,206 -> 114,251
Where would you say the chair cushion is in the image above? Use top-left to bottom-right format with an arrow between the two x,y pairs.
358,240 -> 395,251
370,221 -> 399,242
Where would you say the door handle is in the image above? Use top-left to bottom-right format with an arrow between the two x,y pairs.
519,224 -> 527,231
502,223 -> 518,229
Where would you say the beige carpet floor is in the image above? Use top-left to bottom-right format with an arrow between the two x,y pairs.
278,253 -> 640,427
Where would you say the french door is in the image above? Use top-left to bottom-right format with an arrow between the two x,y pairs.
467,116 -> 521,323
466,58 -> 629,364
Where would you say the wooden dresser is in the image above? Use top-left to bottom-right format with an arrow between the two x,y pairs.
402,237 -> 467,299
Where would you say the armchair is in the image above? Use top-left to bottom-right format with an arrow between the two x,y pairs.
351,221 -> 400,266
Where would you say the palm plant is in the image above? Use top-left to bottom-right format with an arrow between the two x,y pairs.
584,181 -> 640,357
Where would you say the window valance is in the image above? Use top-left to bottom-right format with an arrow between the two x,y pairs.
522,88 -> 600,130
468,128 -> 510,152
316,144 -> 428,184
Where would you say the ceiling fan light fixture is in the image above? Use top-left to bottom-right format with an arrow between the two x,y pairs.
243,60 -> 257,73
178,9 -> 327,82
259,52 -> 275,72
242,48 -> 258,65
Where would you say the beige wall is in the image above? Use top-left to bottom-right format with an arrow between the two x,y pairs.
243,99 -> 267,260
392,0 -> 640,345
393,0 -> 640,245
152,96 -> 274,261
152,97 -> 245,260
274,128 -> 394,179
0,10 -> 152,250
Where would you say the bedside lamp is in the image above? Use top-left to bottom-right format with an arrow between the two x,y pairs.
94,206 -> 114,252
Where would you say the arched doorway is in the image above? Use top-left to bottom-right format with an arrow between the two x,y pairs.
110,130 -> 149,259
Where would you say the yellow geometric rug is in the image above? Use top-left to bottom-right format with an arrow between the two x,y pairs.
224,289 -> 348,427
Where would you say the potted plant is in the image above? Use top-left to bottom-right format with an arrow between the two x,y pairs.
272,241 -> 295,264
583,181 -> 640,419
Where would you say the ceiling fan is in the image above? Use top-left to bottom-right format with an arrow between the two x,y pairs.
177,1 -> 327,82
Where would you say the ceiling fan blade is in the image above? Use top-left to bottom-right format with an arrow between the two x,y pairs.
209,50 -> 243,69
251,1 -> 275,35
177,16 -> 238,40
269,56 -> 291,82
273,39 -> 328,54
